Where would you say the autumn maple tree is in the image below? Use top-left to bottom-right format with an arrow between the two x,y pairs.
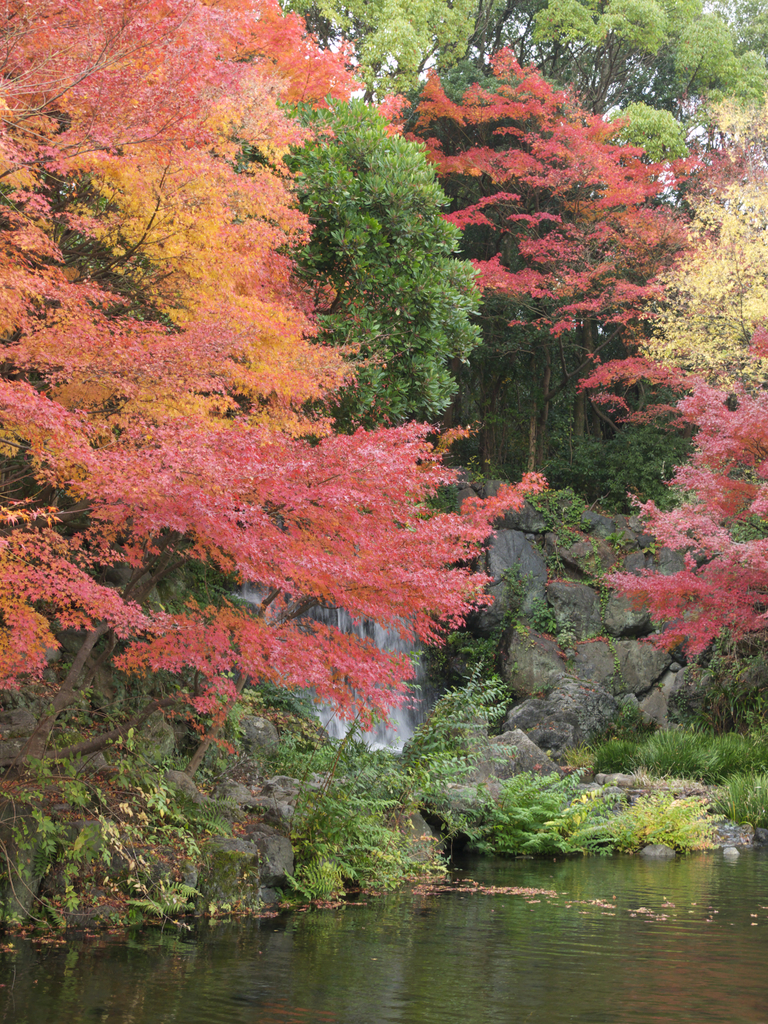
412,51 -> 686,471
0,0 -> 545,768
605,372 -> 768,656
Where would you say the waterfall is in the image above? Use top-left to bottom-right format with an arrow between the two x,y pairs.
240,587 -> 435,750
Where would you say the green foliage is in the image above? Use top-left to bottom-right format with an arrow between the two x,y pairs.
592,728 -> 768,783
273,729 -> 445,901
607,792 -> 718,852
477,772 -> 617,856
692,631 -> 768,733
403,669 -> 509,768
714,772 -> 768,828
529,487 -> 587,536
288,99 -> 480,428
545,427 -> 692,514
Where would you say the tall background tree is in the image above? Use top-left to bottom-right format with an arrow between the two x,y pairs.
288,100 -> 481,427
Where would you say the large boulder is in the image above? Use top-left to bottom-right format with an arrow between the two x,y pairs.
503,679 -> 619,758
613,640 -> 672,697
547,581 -> 602,639
500,630 -> 565,698
602,593 -> 652,638
570,641 -> 617,689
497,499 -> 548,534
196,838 -> 268,911
240,716 -> 280,757
241,823 -> 294,887
471,530 -> 547,635
466,729 -> 559,782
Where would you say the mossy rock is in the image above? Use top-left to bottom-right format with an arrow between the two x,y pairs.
195,838 -> 265,912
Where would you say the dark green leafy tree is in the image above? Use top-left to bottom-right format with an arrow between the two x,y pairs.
289,100 -> 481,427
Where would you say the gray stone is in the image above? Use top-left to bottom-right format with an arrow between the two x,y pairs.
503,680 -> 619,758
754,828 -> 768,845
638,669 -> 682,728
650,546 -> 686,575
500,630 -> 565,698
456,486 -> 475,510
405,812 -> 444,862
602,592 -> 652,638
547,581 -> 603,639
0,709 -> 37,736
196,838 -> 265,911
0,739 -> 23,762
499,499 -> 547,534
0,802 -> 47,920
558,539 -> 617,576
623,550 -> 649,574
141,711 -> 177,764
242,823 -> 294,886
467,729 -> 559,782
240,716 -> 280,757
614,641 -> 672,697
594,772 -> 637,788
723,846 -> 740,858
570,641 -> 617,689
580,511 -> 616,538
212,780 -> 262,807
472,530 -> 547,635
165,769 -> 205,803
639,844 -> 676,859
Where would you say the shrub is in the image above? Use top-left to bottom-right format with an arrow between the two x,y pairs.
713,773 -> 768,829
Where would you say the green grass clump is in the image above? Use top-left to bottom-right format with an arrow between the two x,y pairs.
592,737 -> 642,775
591,729 -> 768,785
713,773 -> 768,829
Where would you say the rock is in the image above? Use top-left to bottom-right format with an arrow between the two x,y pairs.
570,641 -> 617,690
471,530 -> 547,635
558,539 -> 617,576
650,546 -> 686,575
723,846 -> 740,858
456,486 -> 475,510
547,581 -> 602,639
602,593 -> 652,638
141,711 -> 177,764
639,844 -> 676,859
196,838 -> 266,911
466,729 -> 559,782
623,550 -> 649,574
165,769 -> 205,803
0,709 -> 37,736
498,500 -> 547,534
502,680 -> 619,758
580,511 -> 616,538
241,823 -> 294,887
500,630 -> 565,698
594,772 -> 636,788
638,669 -> 683,728
0,739 -> 23,762
613,640 -> 672,697
240,716 -> 280,757
212,780 -> 263,808
404,812 -> 444,862
754,828 -> 768,845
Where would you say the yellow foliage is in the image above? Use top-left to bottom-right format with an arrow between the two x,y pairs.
645,106 -> 768,386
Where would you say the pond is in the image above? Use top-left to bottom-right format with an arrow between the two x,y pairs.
2,849 -> 768,1024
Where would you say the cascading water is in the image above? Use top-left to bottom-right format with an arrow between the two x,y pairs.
240,587 -> 435,750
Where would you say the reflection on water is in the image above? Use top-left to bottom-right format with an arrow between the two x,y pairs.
3,851 -> 768,1024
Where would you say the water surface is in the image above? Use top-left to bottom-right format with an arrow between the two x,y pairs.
2,850 -> 767,1023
